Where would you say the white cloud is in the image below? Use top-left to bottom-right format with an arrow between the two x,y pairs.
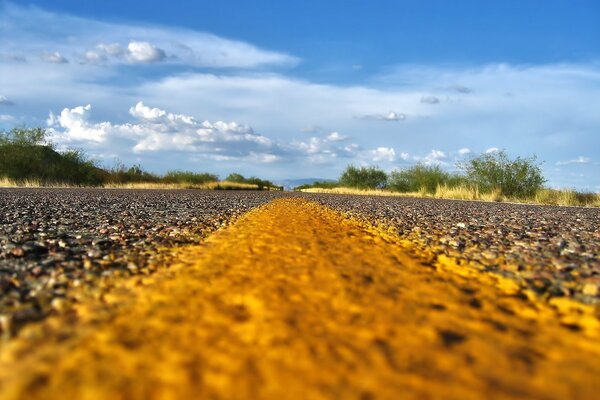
1,4 -> 297,69
48,102 -> 279,160
97,43 -> 124,57
0,114 -> 14,122
126,41 -> 166,63
83,50 -> 106,63
370,147 -> 396,162
41,51 -> 68,64
0,95 -> 14,106
399,152 -> 410,160
360,111 -> 406,121
556,156 -> 591,166
417,149 -> 447,165
485,147 -> 499,153
326,131 -> 347,141
50,104 -> 109,142
129,102 -> 167,119
458,147 -> 471,156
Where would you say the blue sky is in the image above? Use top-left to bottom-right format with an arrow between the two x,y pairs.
1,0 -> 599,189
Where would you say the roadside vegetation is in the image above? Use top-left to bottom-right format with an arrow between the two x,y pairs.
297,151 -> 599,207
0,127 -> 281,190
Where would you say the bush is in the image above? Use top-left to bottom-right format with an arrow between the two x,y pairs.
294,180 -> 340,191
163,170 -> 218,185
339,165 -> 387,189
106,161 -> 160,184
388,163 -> 459,193
0,127 -> 105,185
459,150 -> 545,197
225,173 -> 276,190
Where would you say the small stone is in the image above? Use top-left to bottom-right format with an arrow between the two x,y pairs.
10,247 -> 25,257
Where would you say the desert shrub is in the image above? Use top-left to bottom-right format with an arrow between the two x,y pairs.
163,170 -> 218,185
388,163 -> 458,193
106,161 -> 160,184
339,165 -> 387,189
459,150 -> 545,197
225,173 -> 276,190
0,127 -> 104,185
294,180 -> 340,191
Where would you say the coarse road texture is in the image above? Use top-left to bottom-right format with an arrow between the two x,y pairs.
0,198 -> 599,400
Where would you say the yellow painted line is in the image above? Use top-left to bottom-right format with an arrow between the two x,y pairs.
0,198 -> 598,399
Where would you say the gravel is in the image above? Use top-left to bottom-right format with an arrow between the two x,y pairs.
1,189 -> 598,337
0,188 -> 284,337
304,194 -> 600,304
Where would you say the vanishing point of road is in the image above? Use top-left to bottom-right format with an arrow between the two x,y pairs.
0,196 -> 599,399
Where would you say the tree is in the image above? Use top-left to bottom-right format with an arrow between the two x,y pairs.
459,150 -> 545,197
339,165 -> 388,189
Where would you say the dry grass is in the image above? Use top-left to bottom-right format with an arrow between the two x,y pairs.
532,189 -> 600,207
198,181 -> 260,190
301,185 -> 599,207
0,178 -> 75,188
1,178 -> 263,191
300,187 -> 417,197
434,184 -> 504,202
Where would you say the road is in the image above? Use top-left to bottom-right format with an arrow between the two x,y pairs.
0,198 -> 598,399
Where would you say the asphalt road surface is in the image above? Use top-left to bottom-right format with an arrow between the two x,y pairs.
0,198 -> 598,400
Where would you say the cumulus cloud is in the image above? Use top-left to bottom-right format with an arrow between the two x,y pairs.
458,147 -> 471,156
126,41 -> 166,63
97,43 -> 124,56
485,147 -> 499,153
417,149 -> 447,165
421,95 -> 440,104
370,147 -> 396,162
49,104 -> 109,142
0,95 -> 14,106
360,111 -> 406,121
556,156 -> 591,166
41,51 -> 68,64
326,131 -> 347,141
0,114 -> 14,122
48,102 -> 279,160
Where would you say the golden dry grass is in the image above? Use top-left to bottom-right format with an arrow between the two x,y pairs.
0,178 -> 263,191
300,185 -> 599,207
300,187 -> 419,197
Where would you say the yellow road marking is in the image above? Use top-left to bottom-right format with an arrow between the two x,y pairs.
0,198 -> 598,399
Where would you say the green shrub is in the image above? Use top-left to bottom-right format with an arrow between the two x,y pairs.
106,161 -> 160,184
339,165 -> 387,189
388,163 -> 461,193
163,170 -> 218,185
459,150 -> 545,197
294,180 -> 340,191
0,127 -> 105,185
224,173 -> 276,190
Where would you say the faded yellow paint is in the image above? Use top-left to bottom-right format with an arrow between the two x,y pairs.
0,198 -> 599,400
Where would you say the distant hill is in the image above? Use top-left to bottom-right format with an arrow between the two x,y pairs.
274,178 -> 336,191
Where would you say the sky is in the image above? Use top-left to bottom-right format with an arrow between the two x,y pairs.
1,0 -> 599,190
